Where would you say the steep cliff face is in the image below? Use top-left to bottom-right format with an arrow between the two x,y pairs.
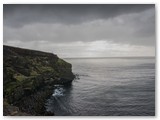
3,45 -> 75,115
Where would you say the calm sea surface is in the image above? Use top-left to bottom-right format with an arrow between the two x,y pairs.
46,57 -> 155,116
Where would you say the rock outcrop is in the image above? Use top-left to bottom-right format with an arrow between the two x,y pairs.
3,45 -> 75,116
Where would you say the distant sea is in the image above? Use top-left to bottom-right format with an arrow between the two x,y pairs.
46,57 -> 155,116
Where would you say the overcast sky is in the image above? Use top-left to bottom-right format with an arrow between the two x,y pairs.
3,4 -> 155,58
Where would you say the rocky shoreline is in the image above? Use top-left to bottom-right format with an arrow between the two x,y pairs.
3,45 -> 75,116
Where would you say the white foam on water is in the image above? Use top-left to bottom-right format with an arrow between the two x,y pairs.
52,87 -> 65,97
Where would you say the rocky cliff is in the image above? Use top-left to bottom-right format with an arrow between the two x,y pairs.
3,45 -> 75,116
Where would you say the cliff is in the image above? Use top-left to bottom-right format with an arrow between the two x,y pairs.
3,45 -> 75,116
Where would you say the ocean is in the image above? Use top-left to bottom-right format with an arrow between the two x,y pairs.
45,57 -> 155,116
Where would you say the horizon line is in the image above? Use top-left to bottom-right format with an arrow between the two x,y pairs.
63,56 -> 155,59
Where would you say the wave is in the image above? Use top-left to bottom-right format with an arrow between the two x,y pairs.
74,73 -> 89,79
52,86 -> 65,97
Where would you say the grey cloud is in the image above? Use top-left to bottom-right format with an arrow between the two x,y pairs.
3,4 -> 155,57
3,4 -> 154,28
4,7 -> 155,46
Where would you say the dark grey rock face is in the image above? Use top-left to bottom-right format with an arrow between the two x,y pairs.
3,45 -> 75,116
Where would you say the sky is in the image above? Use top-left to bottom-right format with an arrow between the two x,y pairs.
3,4 -> 155,58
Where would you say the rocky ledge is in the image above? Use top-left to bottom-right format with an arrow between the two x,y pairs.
3,45 -> 75,116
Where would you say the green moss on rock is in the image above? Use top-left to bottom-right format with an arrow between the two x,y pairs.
3,45 -> 75,116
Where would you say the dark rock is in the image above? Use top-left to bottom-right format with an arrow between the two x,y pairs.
3,45 -> 75,116
45,111 -> 55,116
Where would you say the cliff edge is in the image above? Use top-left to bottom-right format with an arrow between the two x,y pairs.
3,45 -> 75,116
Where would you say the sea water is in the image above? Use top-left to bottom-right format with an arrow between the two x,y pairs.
46,57 -> 155,116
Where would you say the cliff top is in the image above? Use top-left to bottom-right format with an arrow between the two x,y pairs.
3,45 -> 58,58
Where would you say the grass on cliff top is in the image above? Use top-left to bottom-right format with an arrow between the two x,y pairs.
30,70 -> 39,76
56,58 -> 71,68
13,74 -> 27,81
36,66 -> 57,75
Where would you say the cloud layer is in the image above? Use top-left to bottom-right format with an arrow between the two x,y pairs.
3,4 -> 155,58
